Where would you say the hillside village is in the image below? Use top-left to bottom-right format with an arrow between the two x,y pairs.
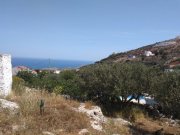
12,66 -> 61,76
12,66 -> 79,76
100,36 -> 180,70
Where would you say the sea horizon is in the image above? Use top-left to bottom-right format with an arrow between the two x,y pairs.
12,57 -> 94,69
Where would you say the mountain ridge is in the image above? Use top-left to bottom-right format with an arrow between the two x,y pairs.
98,36 -> 180,69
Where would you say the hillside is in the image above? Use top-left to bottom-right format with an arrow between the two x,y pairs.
99,36 -> 180,69
1,88 -> 180,135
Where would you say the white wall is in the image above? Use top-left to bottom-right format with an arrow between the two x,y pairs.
0,54 -> 12,96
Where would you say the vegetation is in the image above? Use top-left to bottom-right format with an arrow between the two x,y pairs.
1,75 -> 179,135
17,62 -> 180,119
153,72 -> 180,118
12,76 -> 25,96
1,91 -> 92,135
0,81 -> 133,135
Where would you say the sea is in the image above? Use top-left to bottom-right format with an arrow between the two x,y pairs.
12,57 -> 94,69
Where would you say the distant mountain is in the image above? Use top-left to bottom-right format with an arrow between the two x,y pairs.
98,36 -> 180,69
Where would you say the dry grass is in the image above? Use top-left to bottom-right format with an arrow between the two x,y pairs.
115,106 -> 146,123
0,109 -> 19,134
84,101 -> 95,109
1,89 -> 180,135
133,117 -> 180,135
0,90 -> 133,135
0,90 -> 91,135
102,120 -> 131,135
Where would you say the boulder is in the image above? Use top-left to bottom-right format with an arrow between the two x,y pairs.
0,99 -> 19,113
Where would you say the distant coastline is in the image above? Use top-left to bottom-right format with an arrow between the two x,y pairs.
12,57 -> 94,69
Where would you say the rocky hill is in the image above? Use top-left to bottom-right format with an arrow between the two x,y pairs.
99,36 -> 180,69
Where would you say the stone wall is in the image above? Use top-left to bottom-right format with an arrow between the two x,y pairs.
0,54 -> 12,96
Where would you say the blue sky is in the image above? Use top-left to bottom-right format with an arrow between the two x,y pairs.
0,0 -> 180,61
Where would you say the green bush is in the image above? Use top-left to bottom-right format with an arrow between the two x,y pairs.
17,70 -> 84,99
153,72 -> 180,118
79,63 -> 160,104
53,85 -> 64,95
117,106 -> 146,122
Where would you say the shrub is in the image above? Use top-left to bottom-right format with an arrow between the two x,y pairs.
12,76 -> 26,95
53,85 -> 64,95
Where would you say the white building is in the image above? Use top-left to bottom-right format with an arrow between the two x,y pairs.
0,54 -> 12,96
144,51 -> 155,57
132,55 -> 136,59
54,70 -> 61,74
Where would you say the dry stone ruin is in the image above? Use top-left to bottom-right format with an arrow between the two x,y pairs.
0,54 -> 12,96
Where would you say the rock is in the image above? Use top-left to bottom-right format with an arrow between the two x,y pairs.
165,122 -> 169,126
12,123 -> 26,132
77,103 -> 107,131
12,125 -> 20,132
54,129 -> 64,134
42,131 -> 55,135
78,103 -> 107,123
62,94 -> 71,100
0,99 -> 19,113
112,118 -> 132,126
78,129 -> 89,135
161,117 -> 179,127
90,121 -> 103,131
75,103 -> 132,131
